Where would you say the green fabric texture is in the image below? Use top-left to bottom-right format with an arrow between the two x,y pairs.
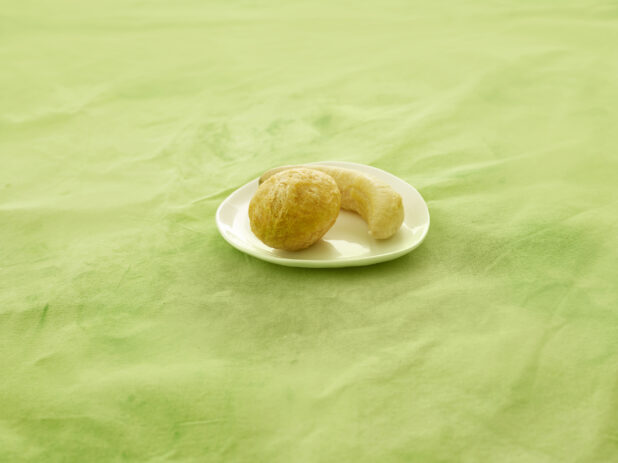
2,1 -> 617,461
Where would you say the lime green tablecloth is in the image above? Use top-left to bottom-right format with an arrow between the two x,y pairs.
2,1 -> 617,461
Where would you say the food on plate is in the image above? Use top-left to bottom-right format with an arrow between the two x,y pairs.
259,165 -> 404,239
249,168 -> 341,251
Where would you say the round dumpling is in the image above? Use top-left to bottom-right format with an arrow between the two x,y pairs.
248,168 -> 341,251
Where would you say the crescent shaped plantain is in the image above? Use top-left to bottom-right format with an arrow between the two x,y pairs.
259,165 -> 404,239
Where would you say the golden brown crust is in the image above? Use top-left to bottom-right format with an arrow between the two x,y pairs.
248,168 -> 341,251
259,165 -> 404,239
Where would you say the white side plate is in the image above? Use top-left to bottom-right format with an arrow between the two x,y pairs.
215,161 -> 430,268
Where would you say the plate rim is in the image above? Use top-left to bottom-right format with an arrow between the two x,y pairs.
215,161 -> 430,268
